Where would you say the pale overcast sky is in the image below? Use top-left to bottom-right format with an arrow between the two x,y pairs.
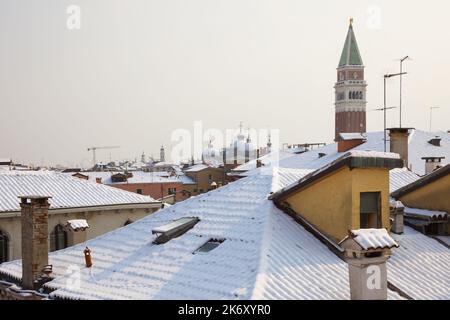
0,0 -> 449,167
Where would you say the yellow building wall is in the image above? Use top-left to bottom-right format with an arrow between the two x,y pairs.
398,174 -> 450,234
284,167 -> 390,242
351,168 -> 391,233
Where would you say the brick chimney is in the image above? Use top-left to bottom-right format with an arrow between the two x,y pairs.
388,128 -> 412,167
422,156 -> 445,175
337,133 -> 366,153
19,195 -> 51,290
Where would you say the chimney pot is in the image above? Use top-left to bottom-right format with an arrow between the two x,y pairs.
390,201 -> 404,234
256,159 -> 262,168
84,247 -> 93,267
388,128 -> 412,167
421,156 -> 445,175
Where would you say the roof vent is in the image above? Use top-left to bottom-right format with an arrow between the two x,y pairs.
194,239 -> 225,254
152,217 -> 200,244
428,137 -> 441,146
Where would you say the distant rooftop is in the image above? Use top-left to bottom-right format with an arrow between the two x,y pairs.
0,171 -> 159,213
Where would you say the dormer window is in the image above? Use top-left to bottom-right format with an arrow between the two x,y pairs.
360,192 -> 381,228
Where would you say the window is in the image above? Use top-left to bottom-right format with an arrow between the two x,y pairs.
194,239 -> 225,254
136,189 -> 143,194
50,224 -> 68,252
349,91 -> 352,100
152,217 -> 200,244
360,192 -> 381,229
208,174 -> 212,184
168,187 -> 177,195
199,189 -> 204,193
0,230 -> 9,263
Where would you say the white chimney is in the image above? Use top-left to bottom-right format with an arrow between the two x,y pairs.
339,229 -> 398,300
390,200 -> 404,234
388,128 -> 412,168
422,157 -> 445,175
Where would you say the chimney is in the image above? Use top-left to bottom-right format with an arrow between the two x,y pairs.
337,133 -> 366,153
339,229 -> 398,300
19,195 -> 51,290
422,156 -> 445,175
388,128 -> 412,167
95,177 -> 102,184
389,200 -> 404,234
256,159 -> 262,168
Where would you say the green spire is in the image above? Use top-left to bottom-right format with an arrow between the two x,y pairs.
338,19 -> 363,67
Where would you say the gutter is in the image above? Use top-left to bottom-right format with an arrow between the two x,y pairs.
0,202 -> 161,218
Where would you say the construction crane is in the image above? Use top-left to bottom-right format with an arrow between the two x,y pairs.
87,146 -> 120,167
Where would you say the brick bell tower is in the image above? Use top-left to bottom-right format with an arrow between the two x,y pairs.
335,19 -> 367,141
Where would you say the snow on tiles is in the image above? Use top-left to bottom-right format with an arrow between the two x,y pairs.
1,166 -> 446,300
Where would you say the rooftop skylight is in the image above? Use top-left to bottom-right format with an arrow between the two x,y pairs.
194,239 -> 225,254
152,217 -> 200,244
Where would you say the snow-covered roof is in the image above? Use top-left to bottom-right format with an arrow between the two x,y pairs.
389,227 -> 450,300
184,164 -> 212,172
178,175 -> 196,185
0,171 -> 158,213
153,161 -> 173,168
347,229 -> 399,250
0,171 -> 371,300
404,207 -> 448,220
73,171 -> 184,185
66,219 -> 90,231
2,168 -> 448,299
270,167 -> 315,193
389,168 -> 420,193
238,130 -> 450,176
339,132 -> 366,140
232,150 -> 295,172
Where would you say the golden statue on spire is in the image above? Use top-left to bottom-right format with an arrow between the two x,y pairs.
350,17 -> 354,25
